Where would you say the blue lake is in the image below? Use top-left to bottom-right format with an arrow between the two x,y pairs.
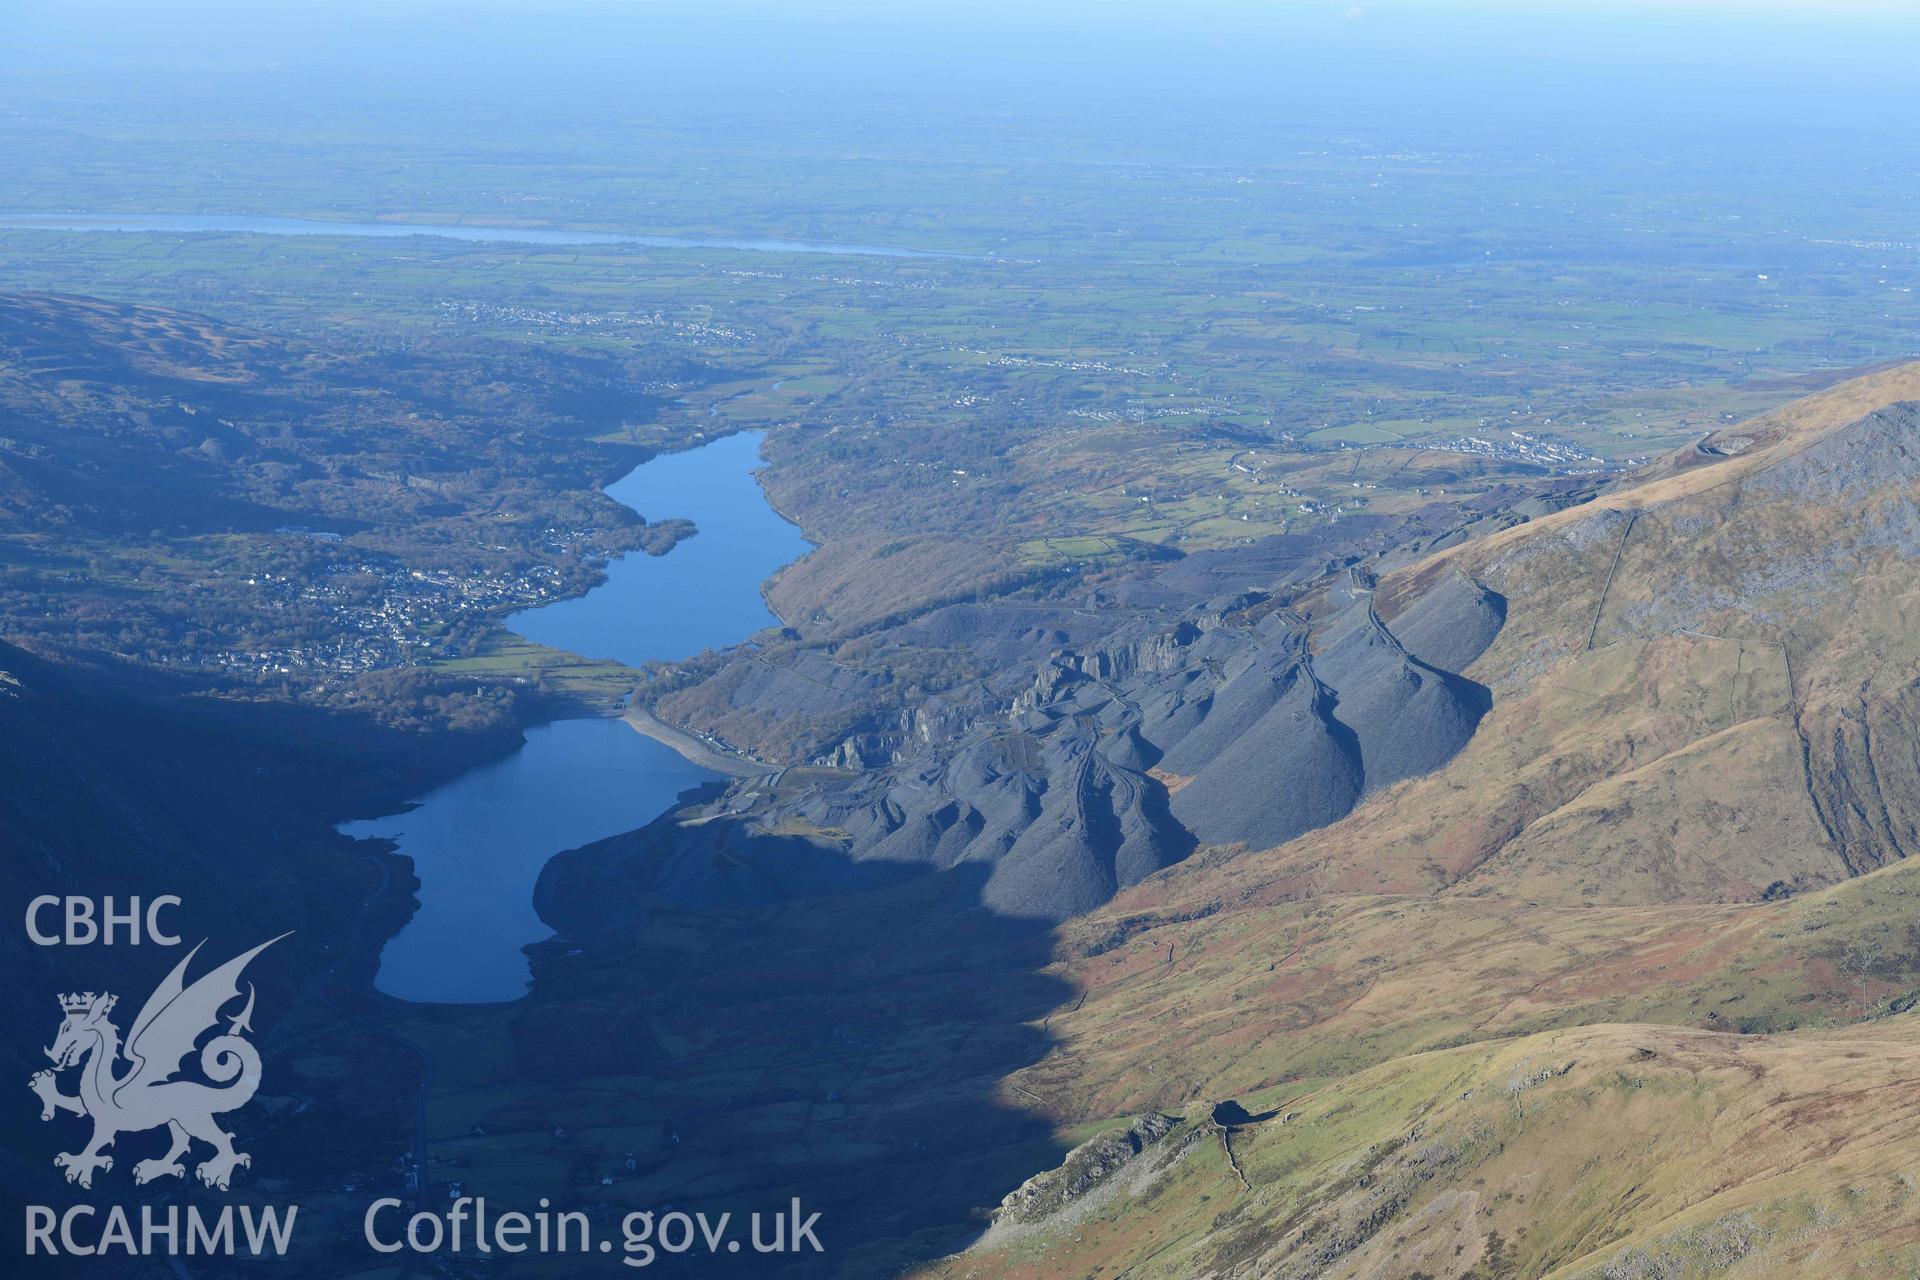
340,430 -> 808,1003
507,430 -> 810,666
0,213 -> 973,259
338,719 -> 716,1004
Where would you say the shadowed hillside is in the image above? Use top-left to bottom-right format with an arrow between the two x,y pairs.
0,637 -> 499,1265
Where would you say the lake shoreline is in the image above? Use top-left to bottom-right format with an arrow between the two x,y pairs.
623,704 -> 776,778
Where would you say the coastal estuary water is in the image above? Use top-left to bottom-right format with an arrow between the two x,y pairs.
0,213 -> 972,258
339,431 -> 807,1003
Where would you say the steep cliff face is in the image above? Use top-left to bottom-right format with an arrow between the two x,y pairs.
1427,391 -> 1920,903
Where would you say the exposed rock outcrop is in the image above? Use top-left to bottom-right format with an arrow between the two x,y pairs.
989,1112 -> 1185,1229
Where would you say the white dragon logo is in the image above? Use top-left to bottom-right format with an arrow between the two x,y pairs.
28,935 -> 286,1191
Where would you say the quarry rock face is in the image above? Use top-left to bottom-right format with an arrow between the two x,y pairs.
1164,658 -> 1363,852
629,562 -> 1506,921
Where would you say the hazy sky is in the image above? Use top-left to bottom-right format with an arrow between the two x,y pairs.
5,1 -> 1916,175
12,2 -> 1916,84
10,1 -> 1920,55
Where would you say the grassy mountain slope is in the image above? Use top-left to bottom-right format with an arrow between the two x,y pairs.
935,1014 -> 1920,1280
